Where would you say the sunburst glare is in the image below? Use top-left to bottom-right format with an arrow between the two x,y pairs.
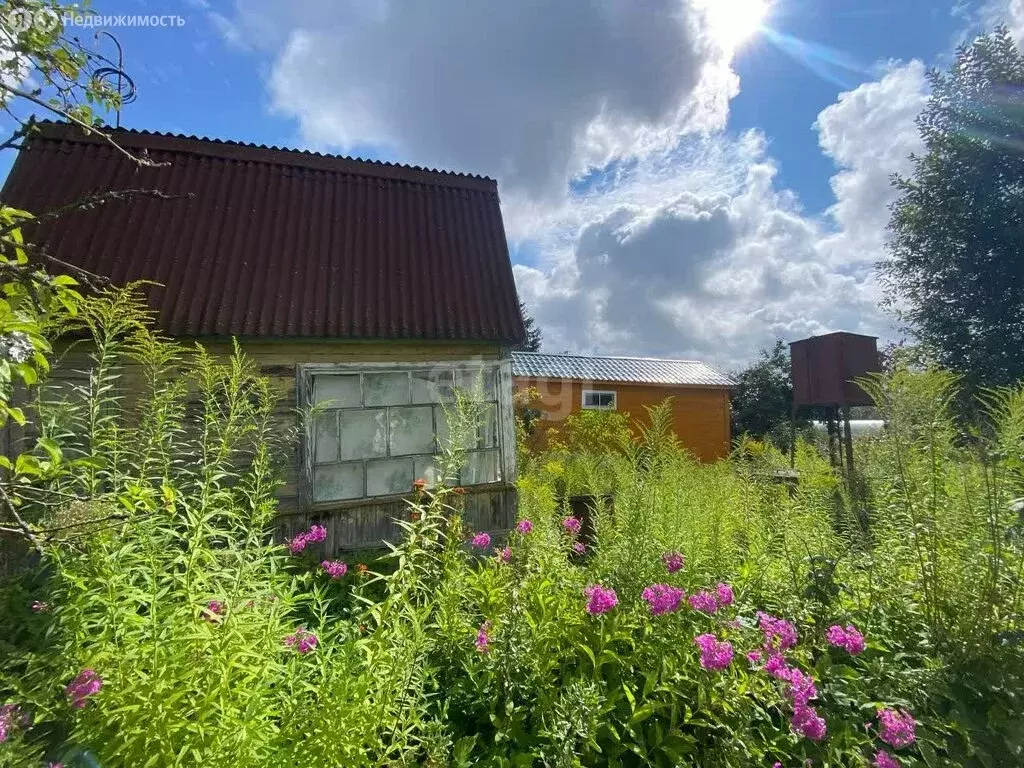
703,0 -> 771,53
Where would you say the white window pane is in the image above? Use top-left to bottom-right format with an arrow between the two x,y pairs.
412,370 -> 454,404
314,375 -> 360,407
478,403 -> 498,448
389,406 -> 435,456
366,457 -> 414,497
314,412 -> 339,464
435,406 -> 450,451
339,409 -> 387,460
364,372 -> 410,406
456,368 -> 496,400
314,463 -> 363,502
414,456 -> 443,488
462,450 -> 499,485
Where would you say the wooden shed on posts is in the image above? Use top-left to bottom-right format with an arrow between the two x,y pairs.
1,122 -> 526,550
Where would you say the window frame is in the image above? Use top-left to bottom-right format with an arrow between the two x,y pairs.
296,360 -> 515,510
581,389 -> 617,410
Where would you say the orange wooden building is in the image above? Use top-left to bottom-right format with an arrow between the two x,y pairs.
512,352 -> 734,462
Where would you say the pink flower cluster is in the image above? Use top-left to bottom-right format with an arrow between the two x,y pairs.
786,667 -> 826,742
517,519 -> 534,534
662,551 -> 685,573
284,628 -> 318,654
475,621 -> 492,653
715,583 -> 734,606
642,584 -> 686,616
203,600 -> 225,622
694,633 -> 734,670
873,751 -> 900,768
688,591 -> 717,613
584,584 -> 618,615
0,704 -> 22,743
321,560 -> 348,579
756,611 -> 798,650
288,524 -> 327,554
496,546 -> 512,563
562,516 -> 582,535
470,532 -> 491,550
65,669 -> 102,709
826,623 -> 866,655
877,708 -> 916,749
572,542 -> 587,555
746,613 -> 827,742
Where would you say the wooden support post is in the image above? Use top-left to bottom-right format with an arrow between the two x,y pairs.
842,404 -> 855,477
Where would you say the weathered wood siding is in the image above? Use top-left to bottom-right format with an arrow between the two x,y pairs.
40,338 -> 516,551
515,376 -> 732,462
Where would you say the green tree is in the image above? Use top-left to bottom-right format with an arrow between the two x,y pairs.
730,340 -> 808,449
883,27 -> 1024,393
0,2 -> 148,552
516,299 -> 543,352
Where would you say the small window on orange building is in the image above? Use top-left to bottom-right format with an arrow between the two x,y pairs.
581,390 -> 616,410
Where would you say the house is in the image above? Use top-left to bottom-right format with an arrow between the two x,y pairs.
512,352 -> 734,461
1,123 -> 525,549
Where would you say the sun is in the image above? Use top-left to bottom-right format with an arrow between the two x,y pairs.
704,0 -> 770,53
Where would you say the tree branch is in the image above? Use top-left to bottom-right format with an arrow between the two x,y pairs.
0,84 -> 167,168
0,483 -> 44,556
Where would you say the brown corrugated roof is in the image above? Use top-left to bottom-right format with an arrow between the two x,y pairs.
1,122 -> 526,343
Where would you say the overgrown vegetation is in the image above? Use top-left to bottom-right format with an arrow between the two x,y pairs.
1,289 -> 1022,767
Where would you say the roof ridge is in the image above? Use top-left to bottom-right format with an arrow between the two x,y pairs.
513,351 -> 706,364
31,121 -> 497,190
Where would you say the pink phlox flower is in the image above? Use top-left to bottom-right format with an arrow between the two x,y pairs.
873,751 -> 900,768
662,551 -> 685,573
756,611 -> 798,650
289,523 -> 327,554
694,633 -> 734,670
689,590 -> 719,614
715,583 -> 734,607
48,764 -> 65,768
0,704 -> 21,743
517,519 -> 534,534
746,649 -> 763,665
496,546 -> 513,563
791,703 -> 827,742
470,532 -> 491,549
772,763 -> 783,768
284,628 -> 318,654
877,708 -> 916,749
475,620 -> 492,653
763,651 -> 791,679
321,560 -> 348,579
786,667 -> 818,708
203,600 -> 225,622
562,516 -> 582,534
31,600 -> 50,613
584,584 -> 618,615
572,541 -> 587,555
65,669 -> 102,709
641,584 -> 686,616
826,623 -> 865,655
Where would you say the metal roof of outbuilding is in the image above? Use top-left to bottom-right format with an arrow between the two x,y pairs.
512,352 -> 734,387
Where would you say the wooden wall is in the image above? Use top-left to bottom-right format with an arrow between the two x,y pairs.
515,376 -> 732,462
42,338 -> 515,551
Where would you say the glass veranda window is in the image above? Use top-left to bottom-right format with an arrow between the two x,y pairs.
307,364 -> 504,503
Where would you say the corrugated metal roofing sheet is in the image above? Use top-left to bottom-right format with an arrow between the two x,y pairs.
512,352 -> 734,387
0,123 -> 526,343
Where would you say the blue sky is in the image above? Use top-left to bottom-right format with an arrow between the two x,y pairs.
4,0 -> 1021,366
